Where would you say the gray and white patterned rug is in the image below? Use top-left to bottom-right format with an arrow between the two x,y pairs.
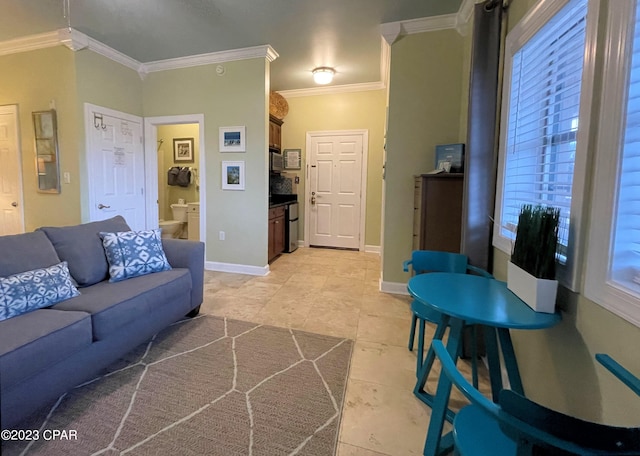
2,315 -> 353,456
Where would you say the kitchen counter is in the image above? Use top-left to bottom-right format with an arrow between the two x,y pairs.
269,194 -> 297,208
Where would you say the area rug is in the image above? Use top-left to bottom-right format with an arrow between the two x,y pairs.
2,316 -> 354,456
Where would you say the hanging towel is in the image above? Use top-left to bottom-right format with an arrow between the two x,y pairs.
168,167 -> 180,186
177,167 -> 191,187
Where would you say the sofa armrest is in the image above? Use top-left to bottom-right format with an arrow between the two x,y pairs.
162,239 -> 204,309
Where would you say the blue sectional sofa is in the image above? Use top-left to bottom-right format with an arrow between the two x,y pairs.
0,216 -> 204,429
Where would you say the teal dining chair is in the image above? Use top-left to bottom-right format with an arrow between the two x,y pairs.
403,250 -> 493,388
596,353 -> 640,397
432,339 -> 640,456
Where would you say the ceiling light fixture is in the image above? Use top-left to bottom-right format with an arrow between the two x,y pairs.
312,67 -> 335,85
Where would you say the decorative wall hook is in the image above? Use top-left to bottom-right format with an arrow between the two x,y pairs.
93,113 -> 106,130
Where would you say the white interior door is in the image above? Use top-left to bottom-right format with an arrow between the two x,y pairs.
0,105 -> 24,236
86,104 -> 146,231
308,132 -> 364,249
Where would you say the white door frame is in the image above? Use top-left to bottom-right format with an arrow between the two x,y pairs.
0,104 -> 25,234
304,129 -> 369,251
143,114 -> 206,241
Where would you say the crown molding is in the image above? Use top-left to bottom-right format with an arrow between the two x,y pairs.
57,28 -> 88,51
380,1 -> 476,45
380,36 -> 391,88
141,45 -> 279,75
0,30 -> 61,56
457,0 -> 477,25
456,0 -> 477,36
381,14 -> 457,45
279,81 -> 385,99
0,29 -> 278,78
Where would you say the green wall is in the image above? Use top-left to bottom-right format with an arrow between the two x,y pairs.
0,47 -> 147,230
142,59 -> 269,267
74,50 -> 144,223
282,90 -> 386,247
0,47 -> 80,230
382,29 -> 466,282
493,0 -> 640,425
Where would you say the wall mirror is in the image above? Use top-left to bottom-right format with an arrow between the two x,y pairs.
33,109 -> 61,193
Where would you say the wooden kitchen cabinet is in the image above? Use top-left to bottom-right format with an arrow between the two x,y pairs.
268,206 -> 286,262
412,174 -> 463,253
269,115 -> 283,151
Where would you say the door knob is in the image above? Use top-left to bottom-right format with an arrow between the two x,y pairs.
11,202 -> 17,207
310,191 -> 316,205
97,203 -> 111,209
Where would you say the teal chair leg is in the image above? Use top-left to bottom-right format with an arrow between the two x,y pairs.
420,317 -> 465,456
415,316 -> 456,425
409,313 -> 417,351
417,318 -> 448,385
417,319 -> 426,373
471,326 -> 478,389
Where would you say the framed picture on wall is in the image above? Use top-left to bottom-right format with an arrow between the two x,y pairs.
173,138 -> 194,162
221,160 -> 245,190
219,126 -> 246,152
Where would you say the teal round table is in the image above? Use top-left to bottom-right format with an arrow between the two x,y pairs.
407,273 -> 561,456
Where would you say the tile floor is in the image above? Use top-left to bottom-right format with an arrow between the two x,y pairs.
200,247 -> 489,456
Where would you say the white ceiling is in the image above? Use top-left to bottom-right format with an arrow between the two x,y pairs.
0,0 -> 464,91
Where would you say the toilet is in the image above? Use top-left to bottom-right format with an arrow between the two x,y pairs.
159,203 -> 188,238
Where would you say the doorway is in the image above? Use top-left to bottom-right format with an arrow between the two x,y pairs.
305,130 -> 368,250
0,105 -> 24,235
156,123 -> 200,238
143,115 -> 206,242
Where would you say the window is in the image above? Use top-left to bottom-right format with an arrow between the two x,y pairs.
494,0 -> 598,291
585,0 -> 640,326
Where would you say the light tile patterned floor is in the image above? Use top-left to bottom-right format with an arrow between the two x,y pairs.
201,247 -> 489,456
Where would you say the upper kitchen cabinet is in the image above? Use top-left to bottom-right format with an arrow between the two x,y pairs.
269,115 -> 283,151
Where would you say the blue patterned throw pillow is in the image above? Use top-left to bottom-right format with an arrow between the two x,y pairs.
0,261 -> 80,322
100,229 -> 171,282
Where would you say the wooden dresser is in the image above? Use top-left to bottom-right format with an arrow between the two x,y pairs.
412,174 -> 464,253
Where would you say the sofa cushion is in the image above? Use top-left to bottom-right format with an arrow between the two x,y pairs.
0,231 -> 60,277
0,309 -> 92,391
38,216 -> 131,287
0,261 -> 80,322
100,229 -> 171,282
52,268 -> 191,341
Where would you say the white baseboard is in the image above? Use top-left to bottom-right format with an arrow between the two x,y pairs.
379,280 -> 410,295
365,245 -> 381,254
205,261 -> 269,277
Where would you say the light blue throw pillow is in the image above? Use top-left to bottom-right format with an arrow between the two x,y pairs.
100,229 -> 171,282
0,261 -> 80,322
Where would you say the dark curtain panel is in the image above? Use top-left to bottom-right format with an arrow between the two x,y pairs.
461,1 -> 503,272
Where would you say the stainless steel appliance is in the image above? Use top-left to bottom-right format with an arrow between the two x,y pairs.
285,202 -> 298,253
270,151 -> 283,173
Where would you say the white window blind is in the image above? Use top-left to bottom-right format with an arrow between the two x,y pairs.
499,0 -> 588,255
611,2 -> 640,297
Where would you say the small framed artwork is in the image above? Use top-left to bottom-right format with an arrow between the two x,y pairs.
283,149 -> 301,170
173,138 -> 194,162
221,160 -> 245,190
219,126 -> 246,152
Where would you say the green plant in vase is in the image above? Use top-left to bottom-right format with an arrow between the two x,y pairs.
508,204 -> 560,312
511,204 -> 560,279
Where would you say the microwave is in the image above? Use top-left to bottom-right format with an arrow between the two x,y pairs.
270,151 -> 284,173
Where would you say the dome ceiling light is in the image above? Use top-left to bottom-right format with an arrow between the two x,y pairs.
312,67 -> 335,85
